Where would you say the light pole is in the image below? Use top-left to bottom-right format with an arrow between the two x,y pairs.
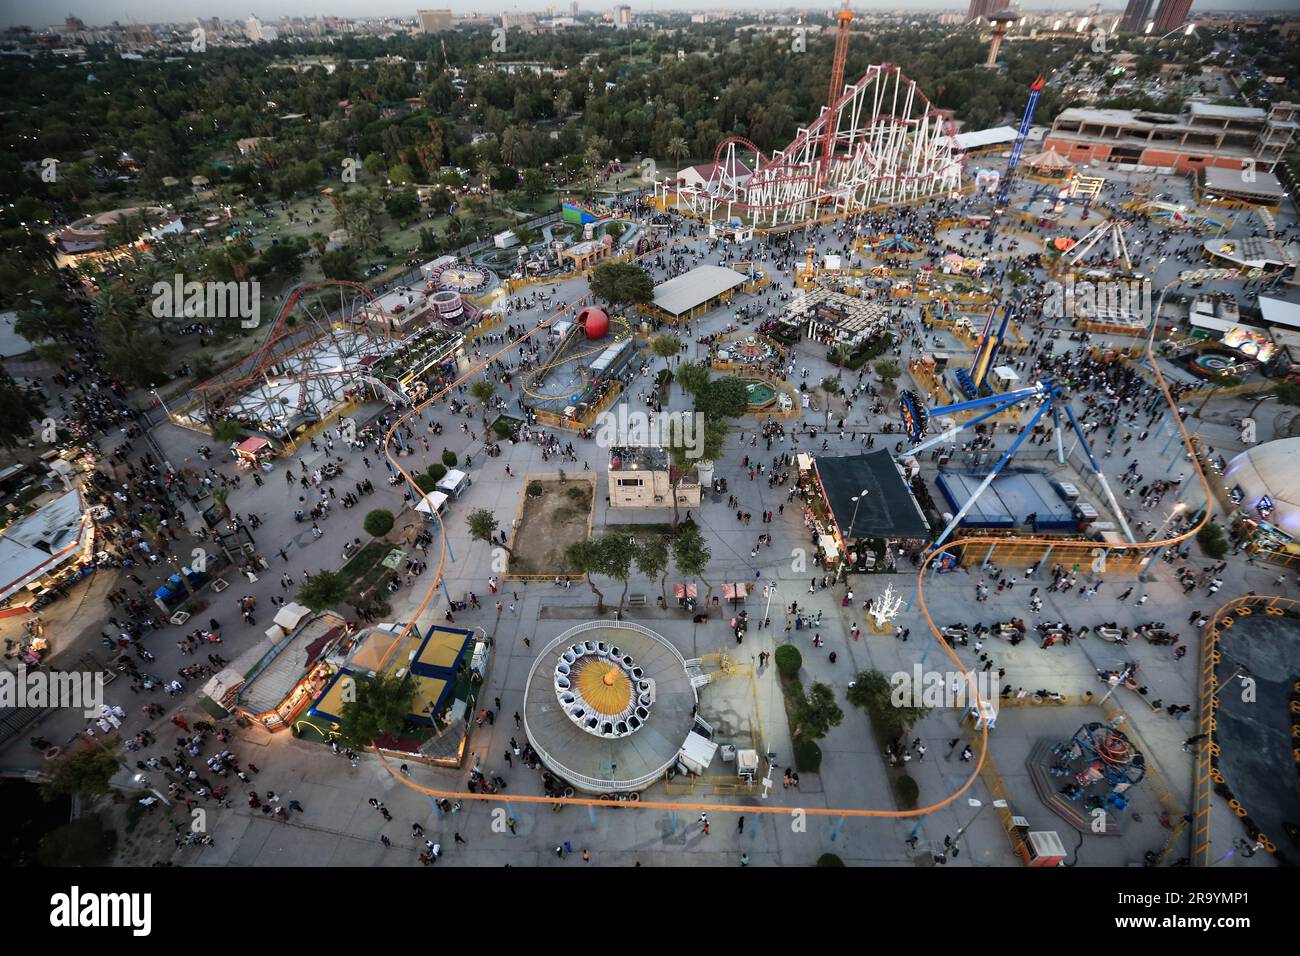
151,388 -> 174,424
847,489 -> 869,540
1140,501 -> 1188,581
762,580 -> 777,624
947,797 -> 1008,857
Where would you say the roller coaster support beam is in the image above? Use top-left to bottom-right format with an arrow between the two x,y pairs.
929,399 -> 1055,552
1060,401 -> 1137,544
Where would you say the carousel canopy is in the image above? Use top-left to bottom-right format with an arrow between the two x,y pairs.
1025,149 -> 1073,170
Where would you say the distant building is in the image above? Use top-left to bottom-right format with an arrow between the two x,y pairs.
1120,0 -> 1155,31
615,5 -> 631,29
1153,0 -> 1193,34
64,15 -> 85,32
416,9 -> 453,33
1044,101 -> 1298,175
245,15 -> 278,42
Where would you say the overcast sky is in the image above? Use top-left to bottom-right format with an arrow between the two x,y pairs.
7,1 -> 1281,30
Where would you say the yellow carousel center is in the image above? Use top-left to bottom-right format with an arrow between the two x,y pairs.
574,660 -> 632,715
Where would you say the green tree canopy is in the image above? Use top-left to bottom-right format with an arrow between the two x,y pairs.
589,262 -> 654,308
338,671 -> 415,749
364,509 -> 395,537
297,569 -> 351,612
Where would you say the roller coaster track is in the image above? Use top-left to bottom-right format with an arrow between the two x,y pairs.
364,233 -> 1223,836
517,317 -> 635,402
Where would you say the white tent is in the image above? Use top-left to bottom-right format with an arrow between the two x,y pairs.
273,602 -> 312,632
415,491 -> 449,516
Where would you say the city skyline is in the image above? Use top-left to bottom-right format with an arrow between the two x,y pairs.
3,0 -> 1284,33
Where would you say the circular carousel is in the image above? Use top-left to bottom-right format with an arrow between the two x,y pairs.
523,621 -> 698,794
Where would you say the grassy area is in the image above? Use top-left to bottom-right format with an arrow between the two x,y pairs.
339,540 -> 395,607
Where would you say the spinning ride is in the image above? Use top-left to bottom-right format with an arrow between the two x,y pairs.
899,378 -> 1136,549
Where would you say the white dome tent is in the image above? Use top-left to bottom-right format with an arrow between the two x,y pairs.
1223,438 -> 1300,551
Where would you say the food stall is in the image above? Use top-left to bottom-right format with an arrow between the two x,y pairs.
233,437 -> 274,472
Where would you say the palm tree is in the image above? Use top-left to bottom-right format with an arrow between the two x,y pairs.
583,146 -> 603,199
470,379 -> 497,430
668,136 -> 688,172
819,375 -> 841,429
500,127 -> 526,168
95,282 -> 139,344
212,486 -> 232,520
475,157 -> 498,208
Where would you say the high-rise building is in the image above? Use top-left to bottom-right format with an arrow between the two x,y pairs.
64,15 -> 85,32
1153,0 -> 1193,34
416,9 -> 453,32
570,0 -> 579,16
1120,0 -> 1155,31
615,5 -> 631,29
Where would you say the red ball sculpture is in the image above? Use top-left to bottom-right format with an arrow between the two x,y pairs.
577,306 -> 610,340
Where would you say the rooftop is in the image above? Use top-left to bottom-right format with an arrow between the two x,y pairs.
813,451 -> 931,541
0,488 -> 90,602
651,265 -> 748,317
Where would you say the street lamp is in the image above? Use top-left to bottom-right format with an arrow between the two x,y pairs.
151,388 -> 174,423
847,488 -> 869,540
947,797 -> 1009,857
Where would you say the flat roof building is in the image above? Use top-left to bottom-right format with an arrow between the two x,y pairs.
650,265 -> 748,321
1043,101 -> 1298,175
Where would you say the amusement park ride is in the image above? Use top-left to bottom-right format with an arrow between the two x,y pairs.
899,374 -> 1137,550
654,2 -> 962,226
984,74 -> 1045,244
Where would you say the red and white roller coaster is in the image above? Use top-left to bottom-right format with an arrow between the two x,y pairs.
656,63 -> 963,228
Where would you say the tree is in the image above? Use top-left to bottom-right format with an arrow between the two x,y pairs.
297,569 -> 351,612
211,486 -> 231,519
636,535 -> 670,608
40,746 -> 120,800
874,359 -> 901,391
209,418 -> 243,444
442,449 -> 458,468
467,507 -> 510,555
699,376 -> 750,422
475,155 -> 498,207
426,463 -> 447,483
667,135 -> 688,170
384,187 -> 419,222
1273,380 -> 1300,407
566,539 -> 608,611
774,644 -> 802,677
669,521 -> 712,604
819,374 -> 841,428
789,681 -> 844,741
0,372 -> 43,449
598,532 -> 637,611
364,509 -> 395,537
589,262 -> 654,309
847,669 -> 930,737
338,671 -> 415,749
676,361 -> 711,400
470,379 -> 497,429
320,249 -> 359,281
651,333 -> 680,368
522,168 -> 548,200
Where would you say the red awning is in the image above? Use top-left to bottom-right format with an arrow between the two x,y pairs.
236,437 -> 271,455
673,583 -> 699,599
722,583 -> 749,600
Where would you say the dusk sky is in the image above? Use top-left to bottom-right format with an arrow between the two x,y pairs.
4,1 -> 1284,31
